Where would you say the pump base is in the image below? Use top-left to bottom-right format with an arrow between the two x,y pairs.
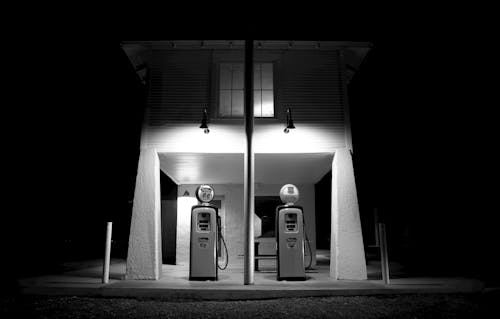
189,276 -> 217,281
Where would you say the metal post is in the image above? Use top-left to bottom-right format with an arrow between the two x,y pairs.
377,222 -> 390,284
243,39 -> 255,285
102,222 -> 113,284
374,208 -> 380,247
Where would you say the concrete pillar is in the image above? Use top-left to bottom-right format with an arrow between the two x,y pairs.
330,148 -> 367,280
126,148 -> 162,280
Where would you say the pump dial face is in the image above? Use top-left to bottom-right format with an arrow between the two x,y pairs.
196,185 -> 215,203
279,184 -> 300,204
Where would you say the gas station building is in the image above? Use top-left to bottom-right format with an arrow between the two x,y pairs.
121,40 -> 371,281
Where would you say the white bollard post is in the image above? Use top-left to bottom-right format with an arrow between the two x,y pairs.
102,222 -> 112,284
378,222 -> 390,284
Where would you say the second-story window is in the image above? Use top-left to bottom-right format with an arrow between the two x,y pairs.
218,62 -> 274,118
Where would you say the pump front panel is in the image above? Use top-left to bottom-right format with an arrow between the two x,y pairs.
190,206 -> 218,280
276,206 -> 306,280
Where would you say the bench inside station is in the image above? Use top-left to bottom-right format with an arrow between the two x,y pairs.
254,237 -> 277,271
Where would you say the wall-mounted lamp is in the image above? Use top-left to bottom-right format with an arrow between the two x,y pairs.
183,190 -> 190,196
284,107 -> 296,133
200,108 -> 210,134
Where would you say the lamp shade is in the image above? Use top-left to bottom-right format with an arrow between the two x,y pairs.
200,108 -> 209,133
284,107 -> 295,133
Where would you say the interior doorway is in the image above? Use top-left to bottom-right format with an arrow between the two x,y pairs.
211,196 -> 225,237
315,171 -> 331,265
160,170 -> 178,265
255,196 -> 282,238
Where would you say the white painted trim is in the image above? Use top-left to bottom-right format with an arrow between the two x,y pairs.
330,150 -> 339,279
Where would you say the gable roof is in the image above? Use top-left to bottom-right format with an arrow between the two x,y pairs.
122,40 -> 371,84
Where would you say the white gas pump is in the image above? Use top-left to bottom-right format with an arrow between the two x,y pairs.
189,185 -> 228,281
276,184 -> 311,280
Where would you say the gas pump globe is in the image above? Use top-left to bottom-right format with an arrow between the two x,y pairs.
279,184 -> 300,205
195,185 -> 215,204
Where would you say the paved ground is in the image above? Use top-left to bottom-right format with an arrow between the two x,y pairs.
7,250 -> 496,317
16,255 -> 485,300
2,292 -> 498,318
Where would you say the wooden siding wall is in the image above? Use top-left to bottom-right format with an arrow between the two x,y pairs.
148,50 -> 212,125
143,49 -> 347,153
278,50 -> 344,133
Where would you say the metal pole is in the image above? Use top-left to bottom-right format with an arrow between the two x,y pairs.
243,39 -> 254,285
374,208 -> 380,247
102,222 -> 112,284
377,222 -> 390,284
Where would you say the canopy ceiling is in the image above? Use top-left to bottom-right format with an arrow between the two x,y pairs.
159,152 -> 333,185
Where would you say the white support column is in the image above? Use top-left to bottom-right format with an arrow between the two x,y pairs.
330,148 -> 367,280
126,147 -> 162,280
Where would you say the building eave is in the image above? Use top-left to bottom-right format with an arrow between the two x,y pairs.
121,40 -> 372,84
121,40 -> 372,51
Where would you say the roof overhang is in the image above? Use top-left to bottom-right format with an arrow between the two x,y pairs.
121,40 -> 372,83
159,152 -> 333,185
122,40 -> 371,50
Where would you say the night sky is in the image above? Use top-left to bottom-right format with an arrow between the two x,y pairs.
4,11 -> 497,285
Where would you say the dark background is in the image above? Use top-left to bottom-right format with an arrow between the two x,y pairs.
4,9 -> 497,290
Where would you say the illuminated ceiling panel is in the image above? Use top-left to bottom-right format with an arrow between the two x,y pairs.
159,153 -> 333,185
